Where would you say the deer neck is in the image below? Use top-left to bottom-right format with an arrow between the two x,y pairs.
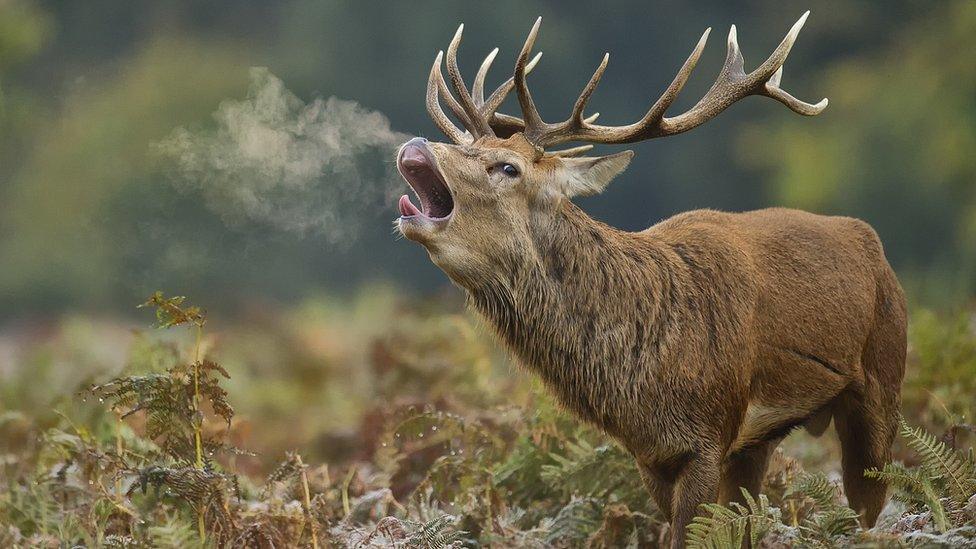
467,200 -> 676,427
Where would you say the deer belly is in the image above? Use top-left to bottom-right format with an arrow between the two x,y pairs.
730,402 -> 808,453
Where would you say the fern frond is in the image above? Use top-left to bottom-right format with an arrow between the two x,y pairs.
785,471 -> 861,544
539,439 -> 644,505
799,504 -> 860,541
404,514 -> 464,548
265,451 -> 304,486
139,291 -> 206,328
789,472 -> 838,509
684,490 -> 782,549
866,463 -> 949,531
544,497 -> 603,545
740,489 -> 779,546
148,517 -> 202,548
686,501 -> 749,549
899,418 -> 976,506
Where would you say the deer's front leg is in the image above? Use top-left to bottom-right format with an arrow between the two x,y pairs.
638,462 -> 675,522
669,449 -> 721,549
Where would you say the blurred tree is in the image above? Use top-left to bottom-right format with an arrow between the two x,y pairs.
0,0 -> 53,202
0,0 -> 51,70
0,37 -> 251,311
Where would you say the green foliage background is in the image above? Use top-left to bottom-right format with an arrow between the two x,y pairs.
0,1 -> 973,315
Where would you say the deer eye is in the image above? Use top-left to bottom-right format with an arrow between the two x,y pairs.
498,163 -> 519,177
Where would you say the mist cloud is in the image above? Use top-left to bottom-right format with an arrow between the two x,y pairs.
156,67 -> 410,241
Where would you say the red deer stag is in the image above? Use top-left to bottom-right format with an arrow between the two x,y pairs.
395,12 -> 905,547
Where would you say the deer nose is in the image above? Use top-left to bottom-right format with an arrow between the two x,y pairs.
399,138 -> 430,169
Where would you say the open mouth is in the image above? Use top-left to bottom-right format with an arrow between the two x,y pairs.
396,139 -> 454,221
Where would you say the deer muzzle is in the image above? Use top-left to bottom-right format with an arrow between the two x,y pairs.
396,138 -> 455,226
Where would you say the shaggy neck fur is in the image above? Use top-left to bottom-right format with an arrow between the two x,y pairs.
467,199 -> 680,434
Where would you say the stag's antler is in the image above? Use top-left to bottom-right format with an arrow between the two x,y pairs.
512,12 -> 827,147
426,25 -> 543,144
427,12 -> 826,150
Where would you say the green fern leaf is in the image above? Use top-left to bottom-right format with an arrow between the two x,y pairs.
544,497 -> 603,545
740,489 -> 779,546
686,502 -> 749,549
789,472 -> 837,509
866,463 -> 949,531
899,418 -> 976,506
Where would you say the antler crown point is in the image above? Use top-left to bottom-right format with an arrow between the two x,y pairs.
792,11 -> 810,34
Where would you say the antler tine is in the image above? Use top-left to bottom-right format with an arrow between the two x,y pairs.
569,53 -> 609,126
514,17 -> 545,138
751,11 -> 807,86
546,144 -> 595,158
764,66 -> 828,115
446,24 -> 493,136
533,27 -> 710,147
487,112 -> 527,138
485,107 -> 573,140
755,12 -> 828,115
641,28 -> 711,129
663,11 -> 827,135
427,51 -> 471,144
482,51 -> 541,117
432,56 -> 474,130
473,47 -> 499,106
482,58 -> 600,138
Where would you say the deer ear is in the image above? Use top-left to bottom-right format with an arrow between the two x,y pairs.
557,151 -> 634,197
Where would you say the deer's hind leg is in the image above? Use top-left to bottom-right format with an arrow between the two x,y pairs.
834,278 -> 906,527
833,386 -> 895,526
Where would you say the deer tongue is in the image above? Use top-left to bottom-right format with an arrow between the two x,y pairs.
398,194 -> 422,217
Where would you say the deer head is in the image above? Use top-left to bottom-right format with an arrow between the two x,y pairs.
396,13 -> 826,287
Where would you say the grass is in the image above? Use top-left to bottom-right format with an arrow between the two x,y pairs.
0,287 -> 974,547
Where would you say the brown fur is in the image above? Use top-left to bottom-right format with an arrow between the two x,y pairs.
396,134 -> 906,547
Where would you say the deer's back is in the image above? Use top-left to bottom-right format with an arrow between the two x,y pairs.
653,206 -> 889,356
